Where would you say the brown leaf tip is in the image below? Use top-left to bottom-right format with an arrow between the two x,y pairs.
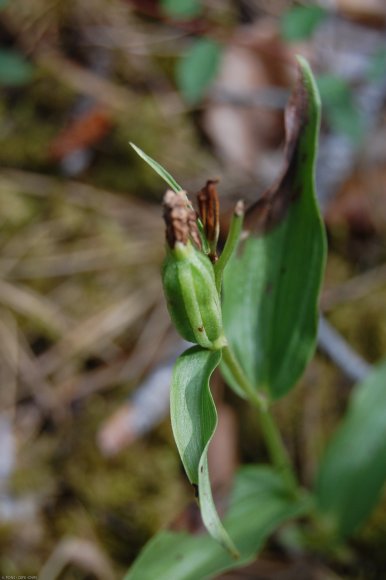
163,190 -> 201,250
284,62 -> 309,160
197,180 -> 220,245
244,61 -> 311,234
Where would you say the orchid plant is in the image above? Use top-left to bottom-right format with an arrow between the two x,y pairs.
126,58 -> 386,579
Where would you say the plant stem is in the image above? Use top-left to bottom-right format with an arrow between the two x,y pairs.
257,405 -> 298,494
222,345 -> 266,408
222,345 -> 298,496
214,201 -> 244,293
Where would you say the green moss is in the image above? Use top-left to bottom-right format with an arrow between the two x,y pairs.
329,286 -> 386,363
89,97 -> 211,196
0,181 -> 36,226
356,487 -> 386,575
0,75 -> 73,169
11,434 -> 56,495
324,251 -> 355,288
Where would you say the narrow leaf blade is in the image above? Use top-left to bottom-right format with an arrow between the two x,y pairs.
222,57 -> 326,398
125,466 -> 310,580
170,346 -> 238,557
130,142 -> 182,193
315,360 -> 386,537
130,143 -> 210,251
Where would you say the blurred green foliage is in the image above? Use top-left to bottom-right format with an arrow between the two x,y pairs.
280,4 -> 327,41
367,48 -> 386,81
317,74 -> 364,142
161,0 -> 202,19
0,49 -> 34,86
176,38 -> 222,105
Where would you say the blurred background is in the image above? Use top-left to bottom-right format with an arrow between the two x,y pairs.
0,0 -> 386,577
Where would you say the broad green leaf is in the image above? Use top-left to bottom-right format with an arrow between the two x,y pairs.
222,58 -> 326,399
280,5 -> 327,41
0,49 -> 34,86
170,346 -> 238,557
161,0 -> 202,19
125,466 -> 310,580
129,142 -> 182,193
176,38 -> 222,105
315,360 -> 386,538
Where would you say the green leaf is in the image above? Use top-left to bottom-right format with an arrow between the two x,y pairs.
280,5 -> 327,41
0,49 -> 34,86
326,105 -> 363,142
367,48 -> 386,81
161,0 -> 202,19
316,74 -> 363,142
170,346 -> 238,557
316,74 -> 351,108
176,38 -> 222,105
315,360 -> 386,538
222,57 -> 326,399
129,142 -> 182,193
125,466 -> 310,580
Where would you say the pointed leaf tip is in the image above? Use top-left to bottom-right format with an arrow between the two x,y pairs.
244,56 -> 320,233
129,142 -> 182,193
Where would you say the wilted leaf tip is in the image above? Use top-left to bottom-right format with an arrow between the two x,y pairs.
197,179 -> 220,262
163,190 -> 201,250
284,57 -> 310,162
244,56 -> 319,234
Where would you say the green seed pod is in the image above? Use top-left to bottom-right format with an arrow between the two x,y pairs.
162,241 -> 226,350
162,189 -> 226,351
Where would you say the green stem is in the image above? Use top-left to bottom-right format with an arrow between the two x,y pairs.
222,345 -> 298,496
214,201 -> 244,293
222,345 -> 266,409
257,406 -> 298,494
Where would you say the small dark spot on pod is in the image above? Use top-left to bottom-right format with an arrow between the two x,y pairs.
198,326 -> 204,332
